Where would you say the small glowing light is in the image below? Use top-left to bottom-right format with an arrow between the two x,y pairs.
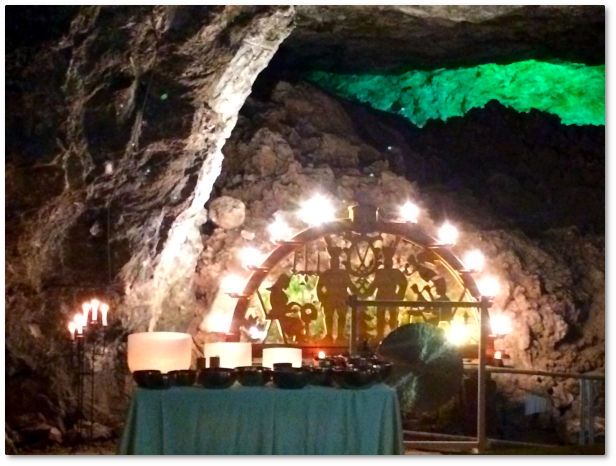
446,321 -> 470,346
399,201 -> 420,223
298,194 -> 336,226
477,276 -> 500,298
317,351 -> 326,359
248,326 -> 266,340
238,247 -> 265,269
104,161 -> 113,175
73,313 -> 86,334
437,222 -> 459,245
68,321 -> 77,339
463,249 -> 485,272
100,302 -> 109,327
490,313 -> 512,336
387,146 -> 393,151
90,299 -> 100,321
267,217 -> 293,243
220,274 -> 245,295
494,350 -> 503,360
206,313 -> 232,333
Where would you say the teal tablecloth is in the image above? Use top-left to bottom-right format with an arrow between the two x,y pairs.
118,383 -> 403,455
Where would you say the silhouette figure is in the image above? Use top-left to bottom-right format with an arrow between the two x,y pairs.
268,274 -> 303,342
317,247 -> 355,342
365,247 -> 408,340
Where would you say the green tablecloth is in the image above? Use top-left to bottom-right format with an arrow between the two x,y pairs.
118,383 -> 403,455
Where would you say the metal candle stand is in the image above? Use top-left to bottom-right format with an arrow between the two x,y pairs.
69,312 -> 109,441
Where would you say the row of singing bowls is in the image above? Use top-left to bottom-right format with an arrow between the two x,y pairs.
133,363 -> 394,389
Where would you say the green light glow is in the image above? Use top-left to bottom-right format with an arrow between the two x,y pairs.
308,60 -> 604,127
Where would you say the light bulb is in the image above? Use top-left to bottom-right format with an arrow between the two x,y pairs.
298,194 -> 336,226
477,276 -> 500,298
239,247 -> 265,269
490,313 -> 512,336
221,274 -> 245,295
267,217 -> 293,243
438,222 -> 459,245
463,249 -> 485,272
446,321 -> 470,346
399,201 -> 420,223
317,350 -> 326,359
248,326 -> 265,340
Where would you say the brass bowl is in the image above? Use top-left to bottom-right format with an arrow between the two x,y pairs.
272,367 -> 311,389
236,366 -> 272,387
167,369 -> 197,386
333,367 -> 378,389
198,368 -> 237,389
133,370 -> 167,389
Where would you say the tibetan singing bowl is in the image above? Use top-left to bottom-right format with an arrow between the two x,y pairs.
198,367 -> 237,389
332,367 -> 378,389
236,366 -> 272,387
167,369 -> 197,387
308,366 -> 333,386
272,367 -> 311,389
132,370 -> 167,389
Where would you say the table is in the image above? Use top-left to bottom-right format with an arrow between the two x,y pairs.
118,383 -> 404,455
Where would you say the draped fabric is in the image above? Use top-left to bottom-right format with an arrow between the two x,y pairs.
118,384 -> 404,455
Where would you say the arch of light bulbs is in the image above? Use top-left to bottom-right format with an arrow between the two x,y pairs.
216,193 -> 511,345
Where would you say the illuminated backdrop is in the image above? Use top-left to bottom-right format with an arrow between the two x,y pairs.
309,60 -> 604,127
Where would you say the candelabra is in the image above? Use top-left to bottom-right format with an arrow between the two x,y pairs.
67,299 -> 110,441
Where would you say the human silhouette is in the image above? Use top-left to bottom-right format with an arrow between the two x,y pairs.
268,274 -> 303,342
365,247 -> 408,340
317,247 -> 355,342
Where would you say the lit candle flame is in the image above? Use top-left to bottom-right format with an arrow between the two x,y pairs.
477,276 -> 500,298
100,302 -> 109,327
238,247 -> 265,269
267,216 -> 293,243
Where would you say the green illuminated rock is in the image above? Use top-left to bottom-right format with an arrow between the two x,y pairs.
309,60 -> 604,127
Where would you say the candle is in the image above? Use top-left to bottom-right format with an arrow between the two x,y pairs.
90,299 -> 100,322
68,321 -> 77,340
81,302 -> 91,322
74,313 -> 86,336
100,303 -> 109,326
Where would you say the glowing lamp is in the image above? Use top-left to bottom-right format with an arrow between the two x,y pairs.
262,347 -> 303,369
239,247 -> 265,269
203,342 -> 252,369
74,313 -> 87,335
127,332 -> 192,373
494,350 -> 503,360
437,222 -> 459,245
248,326 -> 266,341
268,217 -> 293,243
68,321 -> 77,340
463,249 -> 485,272
205,313 -> 232,333
317,350 -> 326,360
399,201 -> 420,223
298,194 -> 335,226
445,321 -> 470,346
490,313 -> 512,336
221,274 -> 245,295
477,276 -> 500,298
81,302 -> 91,320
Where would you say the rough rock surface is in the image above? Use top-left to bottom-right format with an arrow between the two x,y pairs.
194,81 -> 604,441
282,5 -> 604,71
208,196 -> 246,230
5,5 -> 295,451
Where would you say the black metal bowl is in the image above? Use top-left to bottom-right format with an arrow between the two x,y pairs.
272,367 -> 311,389
167,369 -> 196,386
236,366 -> 272,387
375,362 -> 393,382
198,367 -> 237,389
133,370 -> 167,389
308,366 -> 333,386
332,367 -> 378,389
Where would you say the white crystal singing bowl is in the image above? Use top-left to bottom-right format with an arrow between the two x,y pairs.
127,332 -> 192,374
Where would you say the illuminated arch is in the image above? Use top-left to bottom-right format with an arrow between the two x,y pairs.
227,204 -> 483,350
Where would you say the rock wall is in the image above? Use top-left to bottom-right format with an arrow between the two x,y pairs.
5,5 -> 295,450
